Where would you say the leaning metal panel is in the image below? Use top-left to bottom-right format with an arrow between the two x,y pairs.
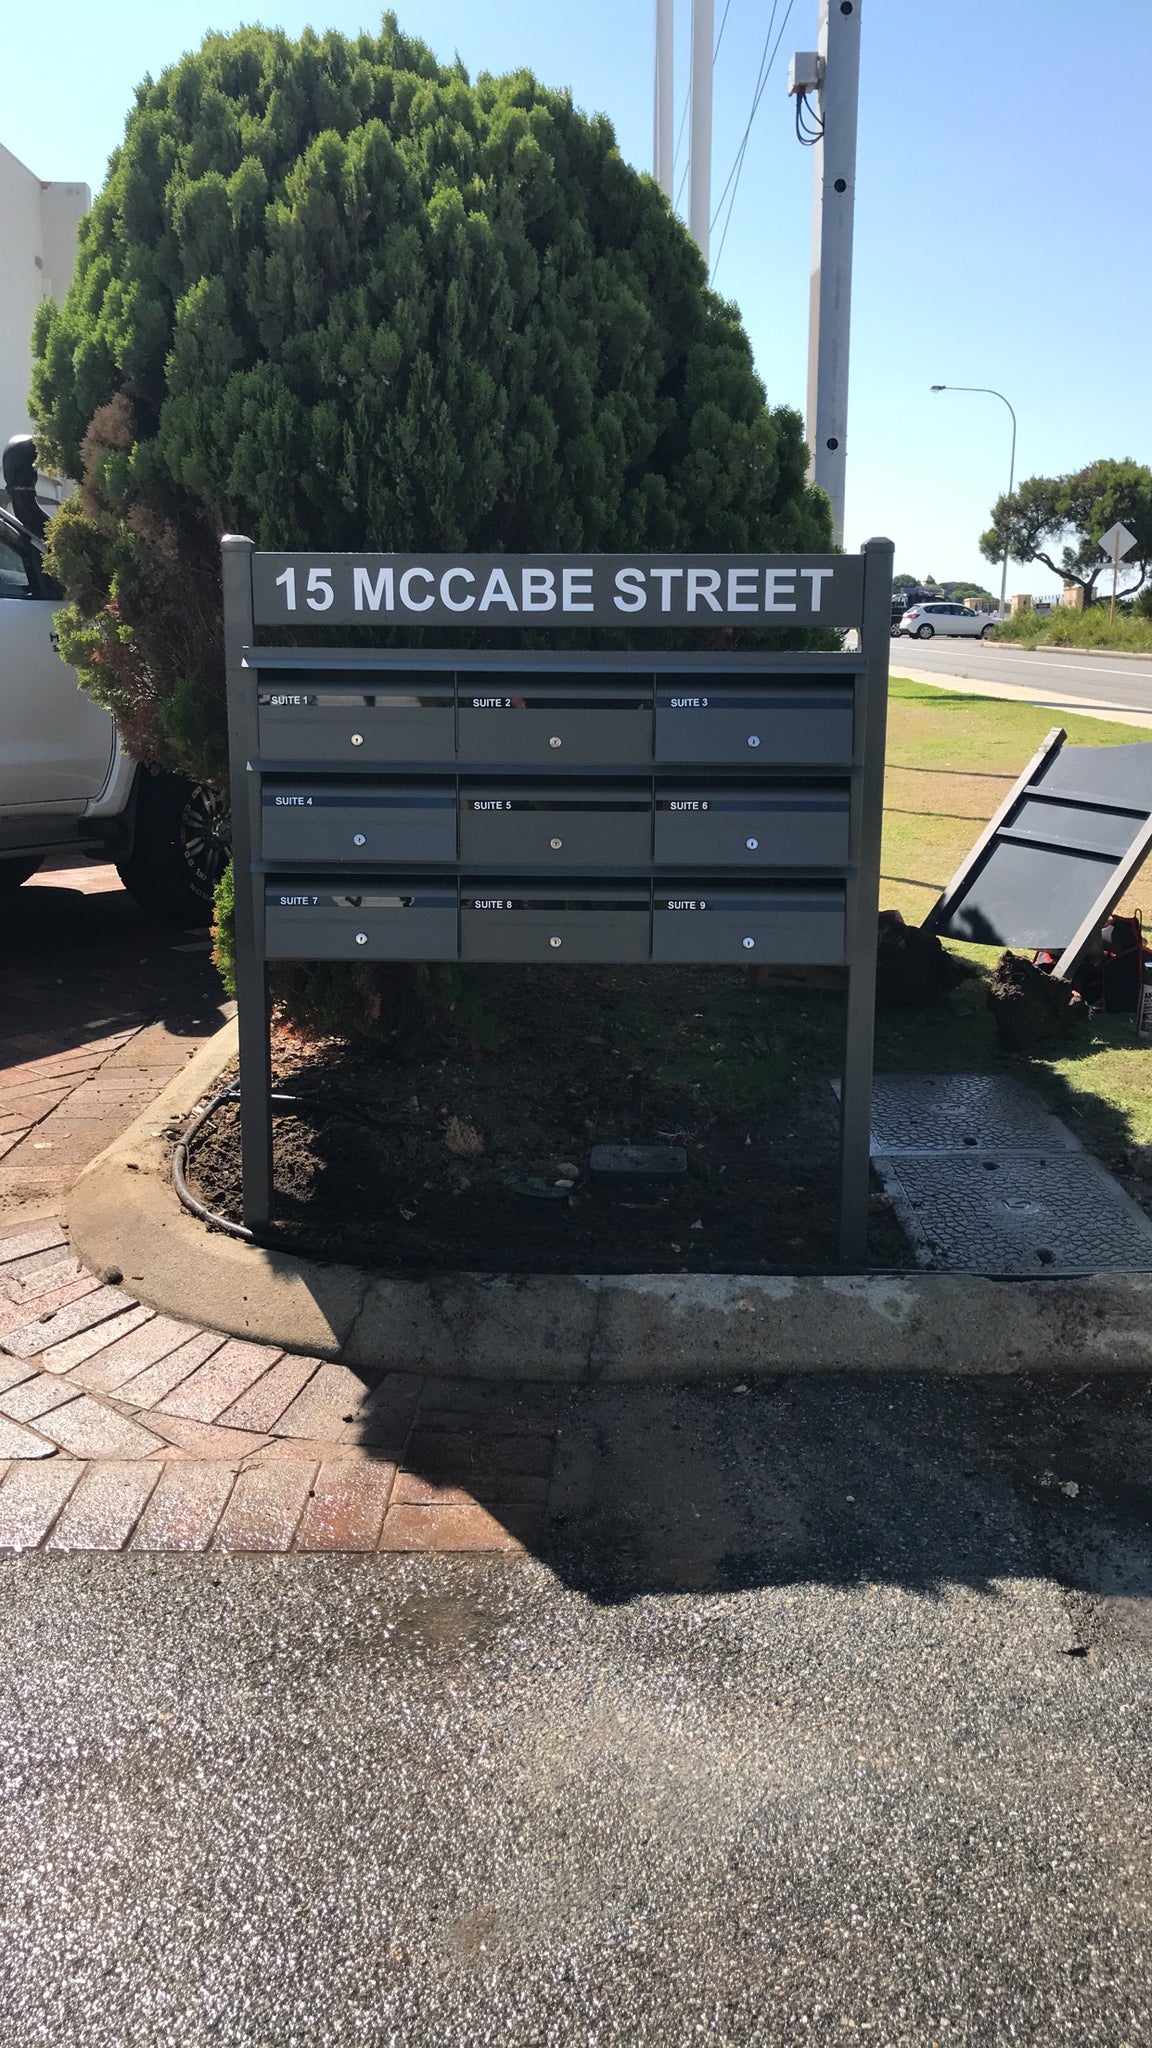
874,1152 -> 1152,1277
867,1074 -> 1081,1156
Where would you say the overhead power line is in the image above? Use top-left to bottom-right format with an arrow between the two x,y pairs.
711,0 -> 797,281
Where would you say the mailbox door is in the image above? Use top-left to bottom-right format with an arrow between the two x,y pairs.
460,884 -> 651,962
459,785 -> 652,867
256,674 -> 456,765
264,882 -> 459,960
261,782 -> 457,864
653,784 -> 850,868
652,885 -> 845,964
654,677 -> 854,766
456,675 -> 653,767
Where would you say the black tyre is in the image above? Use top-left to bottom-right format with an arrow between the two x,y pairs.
0,857 -> 42,895
117,771 -> 230,926
979,623 -> 993,637
915,622 -> 934,639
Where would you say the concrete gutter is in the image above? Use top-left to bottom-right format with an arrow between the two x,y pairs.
65,1021 -> 1152,1381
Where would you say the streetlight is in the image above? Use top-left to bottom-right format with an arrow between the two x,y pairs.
930,384 -> 1018,619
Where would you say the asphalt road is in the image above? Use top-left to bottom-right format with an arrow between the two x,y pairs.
891,635 -> 1152,716
1,1373 -> 1150,2046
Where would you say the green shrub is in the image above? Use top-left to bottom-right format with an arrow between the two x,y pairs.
34,14 -> 832,1039
990,605 -> 1152,652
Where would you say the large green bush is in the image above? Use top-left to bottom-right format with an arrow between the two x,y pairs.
32,14 -> 832,1037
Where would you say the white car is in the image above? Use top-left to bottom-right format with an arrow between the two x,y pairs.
0,502 -> 227,921
895,600 -> 995,640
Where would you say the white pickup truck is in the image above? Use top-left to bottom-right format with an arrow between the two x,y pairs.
0,500 -> 227,922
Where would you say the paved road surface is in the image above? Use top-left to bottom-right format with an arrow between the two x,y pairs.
892,635 -> 1152,716
0,1375 -> 1150,2046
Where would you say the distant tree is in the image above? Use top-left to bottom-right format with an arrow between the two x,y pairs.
981,459 -> 1152,604
947,580 -> 996,607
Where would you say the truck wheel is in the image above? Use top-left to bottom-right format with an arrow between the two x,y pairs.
117,771 -> 229,926
0,858 -> 42,895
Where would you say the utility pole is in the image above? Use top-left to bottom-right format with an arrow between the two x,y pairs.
654,0 -> 674,199
689,0 -> 714,261
795,0 -> 862,545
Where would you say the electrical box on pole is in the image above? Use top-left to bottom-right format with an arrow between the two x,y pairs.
794,0 -> 862,546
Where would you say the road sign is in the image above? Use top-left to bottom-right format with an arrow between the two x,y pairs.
1099,522 -> 1138,561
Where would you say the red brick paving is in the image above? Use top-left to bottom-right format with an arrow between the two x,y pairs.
294,1460 -> 396,1551
0,1017 -> 559,1555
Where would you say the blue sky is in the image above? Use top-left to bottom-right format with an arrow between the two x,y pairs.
8,0 -> 1150,591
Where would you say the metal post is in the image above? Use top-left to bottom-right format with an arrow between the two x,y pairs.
839,533 -> 893,1264
221,534 -> 274,1231
654,0 -> 674,199
1111,530 -> 1121,623
806,0 -> 861,545
688,0 -> 714,260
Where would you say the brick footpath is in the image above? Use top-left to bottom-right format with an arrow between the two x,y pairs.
0,1218 -> 556,1556
0,878 -> 558,1556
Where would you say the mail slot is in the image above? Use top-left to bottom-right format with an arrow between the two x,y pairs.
256,672 -> 456,765
261,782 -> 457,864
459,784 -> 652,867
264,880 -> 459,960
655,676 -> 854,766
654,784 -> 850,867
456,675 -> 654,767
461,882 -> 651,962
651,884 -> 845,964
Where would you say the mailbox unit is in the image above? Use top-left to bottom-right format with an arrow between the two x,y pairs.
224,542 -> 893,1261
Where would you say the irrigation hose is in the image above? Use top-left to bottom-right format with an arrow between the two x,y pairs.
171,1081 -> 375,1255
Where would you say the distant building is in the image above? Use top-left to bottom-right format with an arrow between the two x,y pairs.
0,143 -> 90,502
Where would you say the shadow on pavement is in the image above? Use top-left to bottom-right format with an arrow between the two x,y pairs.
350,1369 -> 1152,1621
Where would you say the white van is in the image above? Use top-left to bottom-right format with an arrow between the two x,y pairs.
0,501 -> 227,922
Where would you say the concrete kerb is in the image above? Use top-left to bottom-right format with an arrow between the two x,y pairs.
65,1019 -> 1152,1380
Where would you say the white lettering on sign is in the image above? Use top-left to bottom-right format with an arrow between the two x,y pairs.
614,566 -> 646,612
800,567 -> 833,610
277,894 -> 318,907
686,568 -> 722,613
521,567 -> 556,611
440,566 -> 474,611
666,899 -> 704,910
562,567 -> 594,612
273,795 -> 311,806
763,569 -> 796,612
649,566 -> 684,612
668,800 -> 700,811
399,566 -> 435,611
353,565 -> 395,612
478,567 -> 517,612
471,696 -> 512,709
472,799 -> 508,810
473,899 -> 511,910
669,696 -> 710,708
727,567 -> 759,612
268,693 -> 307,706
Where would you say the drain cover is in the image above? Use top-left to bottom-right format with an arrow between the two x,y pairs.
868,1073 -> 1079,1155
875,1151 -> 1152,1276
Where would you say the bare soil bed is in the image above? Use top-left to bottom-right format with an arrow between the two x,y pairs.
187,967 -> 911,1274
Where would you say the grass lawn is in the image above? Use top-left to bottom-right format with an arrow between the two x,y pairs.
880,677 -> 1152,1154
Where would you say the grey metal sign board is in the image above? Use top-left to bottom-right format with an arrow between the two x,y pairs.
250,550 -> 864,630
223,538 -> 894,1265
925,726 -> 1152,972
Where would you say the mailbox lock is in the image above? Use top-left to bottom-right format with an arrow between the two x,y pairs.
353,833 -> 367,847
747,734 -> 761,748
742,936 -> 756,949
355,932 -> 369,946
550,837 -> 563,850
549,735 -> 562,748
745,837 -> 759,851
549,935 -> 562,948
350,732 -> 364,747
